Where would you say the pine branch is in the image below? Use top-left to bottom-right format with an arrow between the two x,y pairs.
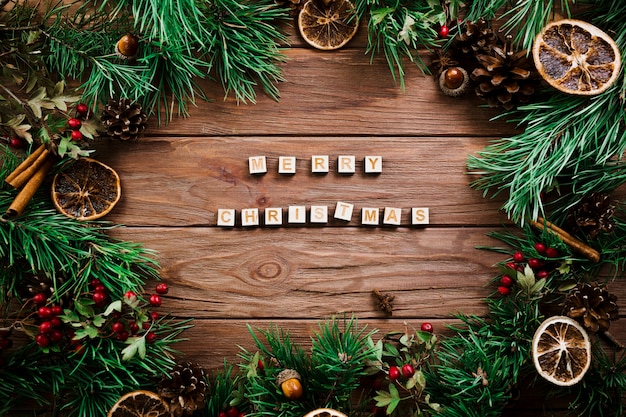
355,0 -> 446,88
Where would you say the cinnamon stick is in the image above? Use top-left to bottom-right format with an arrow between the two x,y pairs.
5,156 -> 55,218
5,144 -> 48,188
530,217 -> 600,263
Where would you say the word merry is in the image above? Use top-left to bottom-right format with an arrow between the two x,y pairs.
249,155 -> 383,175
217,203 -> 429,227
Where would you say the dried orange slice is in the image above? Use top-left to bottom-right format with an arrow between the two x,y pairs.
107,390 -> 169,417
303,409 -> 348,417
298,0 -> 358,51
532,315 -> 591,386
532,19 -> 621,95
51,157 -> 121,221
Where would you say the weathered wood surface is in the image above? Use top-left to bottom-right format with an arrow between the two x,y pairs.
34,16 -> 626,417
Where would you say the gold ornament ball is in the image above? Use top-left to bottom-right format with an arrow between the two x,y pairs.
115,34 -> 139,60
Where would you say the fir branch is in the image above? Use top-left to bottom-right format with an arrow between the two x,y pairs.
355,0 -> 446,87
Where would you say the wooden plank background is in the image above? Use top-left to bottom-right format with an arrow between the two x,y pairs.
84,20 -> 626,417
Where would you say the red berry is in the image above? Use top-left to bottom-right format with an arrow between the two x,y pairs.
438,24 -> 449,38
219,413 -> 228,417
500,275 -> 514,287
257,359 -> 264,371
67,118 -> 82,130
8,137 -> 23,148
0,338 -> 13,350
50,317 -> 62,328
388,366 -> 400,380
537,270 -> 549,279
33,292 -> 47,306
51,305 -> 63,316
92,291 -> 107,305
227,407 -> 239,417
149,294 -> 162,307
155,283 -> 169,295
49,329 -> 64,343
545,247 -> 559,258
76,103 -> 88,116
497,286 -> 511,296
117,331 -> 130,341
150,311 -> 159,321
420,322 -> 434,333
527,258 -> 543,269
142,322 -> 151,330
112,322 -> 125,334
146,332 -> 157,343
94,284 -> 107,293
239,413 -> 246,417
534,242 -> 547,254
39,321 -> 52,334
129,322 -> 140,334
35,334 -> 50,347
505,262 -> 517,270
513,251 -> 524,263
71,130 -> 83,141
124,290 -> 136,301
89,279 -> 101,289
38,306 -> 52,319
401,363 -> 415,378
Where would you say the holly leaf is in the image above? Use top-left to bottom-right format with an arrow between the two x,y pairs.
104,300 -> 122,316
74,325 -> 99,340
122,336 -> 146,361
92,315 -> 106,328
4,115 -> 32,142
74,298 -> 95,318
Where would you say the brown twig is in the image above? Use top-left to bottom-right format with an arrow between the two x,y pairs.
530,217 -> 600,263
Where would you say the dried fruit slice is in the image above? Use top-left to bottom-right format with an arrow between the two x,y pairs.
107,390 -> 169,417
298,0 -> 358,51
52,157 -> 121,221
303,409 -> 348,417
532,315 -> 591,386
532,19 -> 621,95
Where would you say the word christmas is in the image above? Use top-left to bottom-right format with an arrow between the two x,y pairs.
217,204 -> 429,227
249,155 -> 383,174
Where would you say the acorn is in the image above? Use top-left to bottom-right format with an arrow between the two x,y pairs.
438,66 -> 470,97
115,34 -> 140,60
276,369 -> 303,400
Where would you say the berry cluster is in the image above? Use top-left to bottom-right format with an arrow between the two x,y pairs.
218,405 -> 245,417
66,103 -> 90,142
497,242 -> 561,296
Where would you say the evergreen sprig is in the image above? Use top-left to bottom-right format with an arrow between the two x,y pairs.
355,0 -> 447,87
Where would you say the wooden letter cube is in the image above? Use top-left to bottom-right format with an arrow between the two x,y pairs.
361,207 -> 379,225
264,208 -> 283,226
383,207 -> 402,225
411,207 -> 430,225
311,155 -> 329,173
278,156 -> 297,174
241,208 -> 259,226
248,156 -> 267,175
364,156 -> 383,173
217,209 -> 236,227
337,155 -> 356,174
334,201 -> 354,221
310,205 -> 328,223
288,206 -> 306,223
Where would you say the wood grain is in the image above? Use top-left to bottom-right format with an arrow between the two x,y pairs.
93,136 -> 512,226
143,49 -> 520,137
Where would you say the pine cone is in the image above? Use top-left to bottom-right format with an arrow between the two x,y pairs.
566,193 -> 616,239
471,35 -> 539,110
564,282 -> 619,333
100,98 -> 147,141
157,361 -> 208,417
456,18 -> 496,56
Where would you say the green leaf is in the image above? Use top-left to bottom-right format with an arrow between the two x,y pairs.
122,336 -> 145,361
74,298 -> 95,317
92,315 -> 106,328
103,300 -> 122,316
